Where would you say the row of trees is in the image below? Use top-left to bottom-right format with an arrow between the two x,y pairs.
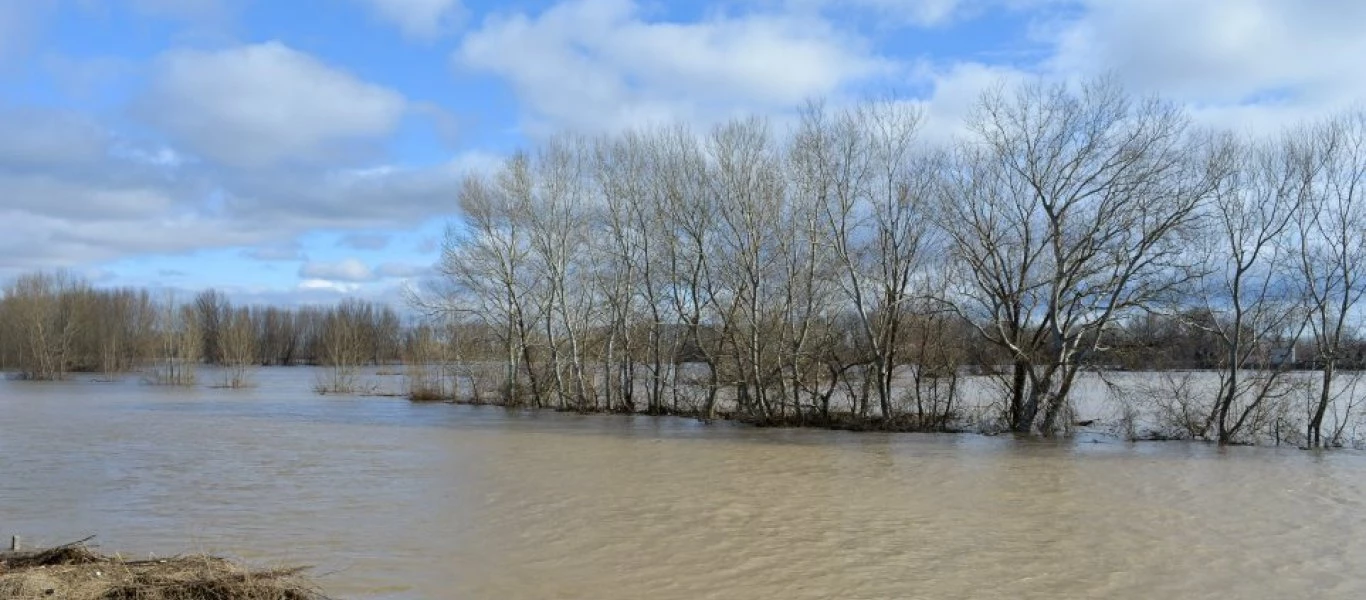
5,77 -> 1364,447
428,77 -> 1366,446
0,273 -> 404,387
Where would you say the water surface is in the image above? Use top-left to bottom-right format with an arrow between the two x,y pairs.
2,368 -> 1364,599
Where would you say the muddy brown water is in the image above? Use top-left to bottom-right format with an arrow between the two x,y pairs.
2,368 -> 1365,599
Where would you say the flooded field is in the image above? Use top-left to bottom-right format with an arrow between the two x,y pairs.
3,368 -> 1366,599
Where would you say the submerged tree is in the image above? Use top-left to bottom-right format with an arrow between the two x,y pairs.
1200,133 -> 1311,445
148,294 -> 200,386
0,271 -> 89,381
219,306 -> 256,388
939,77 -> 1216,434
1295,111 -> 1366,447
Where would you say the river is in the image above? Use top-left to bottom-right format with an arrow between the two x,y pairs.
2,368 -> 1365,599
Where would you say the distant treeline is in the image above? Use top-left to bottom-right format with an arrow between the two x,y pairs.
0,270 -> 404,384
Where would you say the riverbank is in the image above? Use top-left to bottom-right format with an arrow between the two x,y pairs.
0,539 -> 331,600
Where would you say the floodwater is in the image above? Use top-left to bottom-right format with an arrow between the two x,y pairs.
3,368 -> 1366,599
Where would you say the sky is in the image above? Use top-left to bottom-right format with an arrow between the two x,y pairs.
1,0 -> 1363,306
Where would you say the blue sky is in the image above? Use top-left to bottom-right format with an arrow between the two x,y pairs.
1,0 -> 1361,305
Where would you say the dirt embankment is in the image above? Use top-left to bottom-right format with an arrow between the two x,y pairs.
0,538 -> 332,600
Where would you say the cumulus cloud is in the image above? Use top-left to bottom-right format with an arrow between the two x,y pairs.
241,243 -> 306,261
11,0 -> 1362,299
909,60 -> 1031,142
0,139 -> 487,278
375,262 -> 427,278
298,278 -> 364,294
764,0 -> 1063,28
1044,0 -> 1366,132
0,109 -> 108,167
778,0 -> 964,26
356,0 -> 466,40
299,258 -> 377,282
337,233 -> 392,250
294,259 -> 427,285
219,151 -> 499,229
0,107 -> 244,278
0,207 -> 283,279
457,0 -> 892,134
285,279 -> 411,306
139,42 -> 408,167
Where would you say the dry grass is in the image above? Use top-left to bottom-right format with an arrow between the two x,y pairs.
0,540 -> 332,600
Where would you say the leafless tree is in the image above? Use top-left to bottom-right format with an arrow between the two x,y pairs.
1199,133 -> 1312,444
1295,111 -> 1366,447
219,305 -> 256,388
0,271 -> 88,380
147,293 -> 200,386
437,160 -> 546,406
706,116 -> 789,420
650,125 -> 726,416
791,100 -> 942,421
314,300 -> 370,394
525,136 -> 597,410
195,289 -> 226,365
939,77 -> 1213,433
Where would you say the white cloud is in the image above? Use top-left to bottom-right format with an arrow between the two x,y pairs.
0,127 -> 488,278
770,0 -> 1063,28
356,0 -> 465,40
1044,0 -> 1366,131
0,173 -> 181,219
140,42 -> 408,167
338,233 -> 392,250
220,151 -> 499,229
376,262 -> 426,278
457,0 -> 892,134
0,109 -> 108,167
781,0 -> 962,26
241,243 -> 306,261
911,60 -> 1031,143
299,258 -> 377,282
0,208 -> 281,279
297,278 -> 363,294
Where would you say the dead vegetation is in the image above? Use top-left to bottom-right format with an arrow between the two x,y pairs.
0,539 -> 332,600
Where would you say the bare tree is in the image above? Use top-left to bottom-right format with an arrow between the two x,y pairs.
651,125 -> 727,416
195,289 -> 226,365
1296,111 -> 1366,446
404,320 -> 454,401
1,271 -> 88,380
792,100 -> 941,422
219,305 -> 256,388
707,116 -> 788,420
940,77 -> 1212,433
437,159 -> 546,406
1200,133 -> 1312,444
593,130 -> 664,413
148,293 -> 200,386
315,300 -> 371,394
525,136 -> 597,410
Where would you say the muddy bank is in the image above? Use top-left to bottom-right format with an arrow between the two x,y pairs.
0,539 -> 332,600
